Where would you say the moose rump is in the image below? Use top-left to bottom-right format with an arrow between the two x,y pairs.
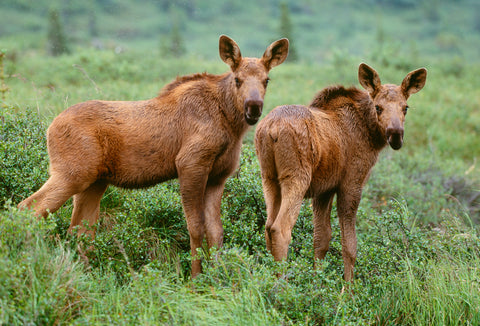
19,35 -> 289,277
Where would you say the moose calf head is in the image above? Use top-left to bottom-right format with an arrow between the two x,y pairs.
358,63 -> 427,150
219,35 -> 289,125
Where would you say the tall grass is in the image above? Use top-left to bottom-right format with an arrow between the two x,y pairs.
375,256 -> 480,325
0,204 -> 91,325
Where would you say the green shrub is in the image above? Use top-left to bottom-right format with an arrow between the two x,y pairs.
222,144 -> 315,262
221,145 -> 267,254
72,183 -> 190,282
0,105 -> 49,205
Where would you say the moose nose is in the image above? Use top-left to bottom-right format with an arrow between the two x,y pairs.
244,99 -> 264,125
386,126 -> 404,150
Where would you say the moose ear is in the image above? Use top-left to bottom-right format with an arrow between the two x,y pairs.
401,68 -> 427,99
358,63 -> 381,97
219,35 -> 242,72
261,38 -> 289,71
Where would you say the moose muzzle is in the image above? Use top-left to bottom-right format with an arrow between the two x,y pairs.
386,125 -> 404,150
244,99 -> 264,125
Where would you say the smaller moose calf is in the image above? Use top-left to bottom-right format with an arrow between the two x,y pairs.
255,63 -> 427,281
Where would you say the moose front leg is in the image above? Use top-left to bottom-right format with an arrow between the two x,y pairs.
176,154 -> 213,277
336,190 -> 362,282
204,178 -> 227,249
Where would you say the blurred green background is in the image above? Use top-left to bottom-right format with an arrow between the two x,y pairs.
1,0 -> 479,62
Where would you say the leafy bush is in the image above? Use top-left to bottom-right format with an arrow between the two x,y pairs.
221,145 -> 267,254
0,105 -> 49,205
75,184 -> 190,282
2,144 -> 480,325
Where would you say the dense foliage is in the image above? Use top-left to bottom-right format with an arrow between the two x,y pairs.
0,106 -> 49,205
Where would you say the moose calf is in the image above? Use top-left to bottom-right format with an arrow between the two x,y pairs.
19,35 -> 289,277
255,63 -> 427,281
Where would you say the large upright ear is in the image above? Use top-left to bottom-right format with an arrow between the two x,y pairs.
401,68 -> 427,99
219,35 -> 242,71
358,63 -> 381,97
261,38 -> 289,71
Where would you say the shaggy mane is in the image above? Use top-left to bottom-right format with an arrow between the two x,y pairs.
309,85 -> 369,110
159,72 -> 213,96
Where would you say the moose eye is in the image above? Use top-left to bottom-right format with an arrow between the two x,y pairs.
404,105 -> 409,115
234,77 -> 242,88
375,105 -> 383,115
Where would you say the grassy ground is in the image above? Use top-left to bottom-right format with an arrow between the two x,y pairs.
1,47 -> 480,324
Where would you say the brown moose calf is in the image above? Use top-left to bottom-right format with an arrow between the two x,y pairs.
19,35 -> 289,277
255,63 -> 427,281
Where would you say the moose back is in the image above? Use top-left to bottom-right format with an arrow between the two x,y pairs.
19,35 -> 289,277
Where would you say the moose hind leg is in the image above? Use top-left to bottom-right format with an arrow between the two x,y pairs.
18,174 -> 85,218
337,191 -> 362,282
312,193 -> 335,266
262,177 -> 281,253
68,180 -> 108,238
269,176 -> 310,261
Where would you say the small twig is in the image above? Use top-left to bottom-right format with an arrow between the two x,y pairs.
235,162 -> 266,229
114,237 -> 137,280
72,64 -> 101,94
0,50 -> 9,106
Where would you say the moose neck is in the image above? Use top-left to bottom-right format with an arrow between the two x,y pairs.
218,73 -> 252,138
343,91 -> 388,152
363,112 -> 388,152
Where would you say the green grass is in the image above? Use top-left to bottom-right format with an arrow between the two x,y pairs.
2,200 -> 479,324
375,257 -> 480,325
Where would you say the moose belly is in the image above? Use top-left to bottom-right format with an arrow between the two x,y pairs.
305,178 -> 339,199
102,142 -> 179,189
